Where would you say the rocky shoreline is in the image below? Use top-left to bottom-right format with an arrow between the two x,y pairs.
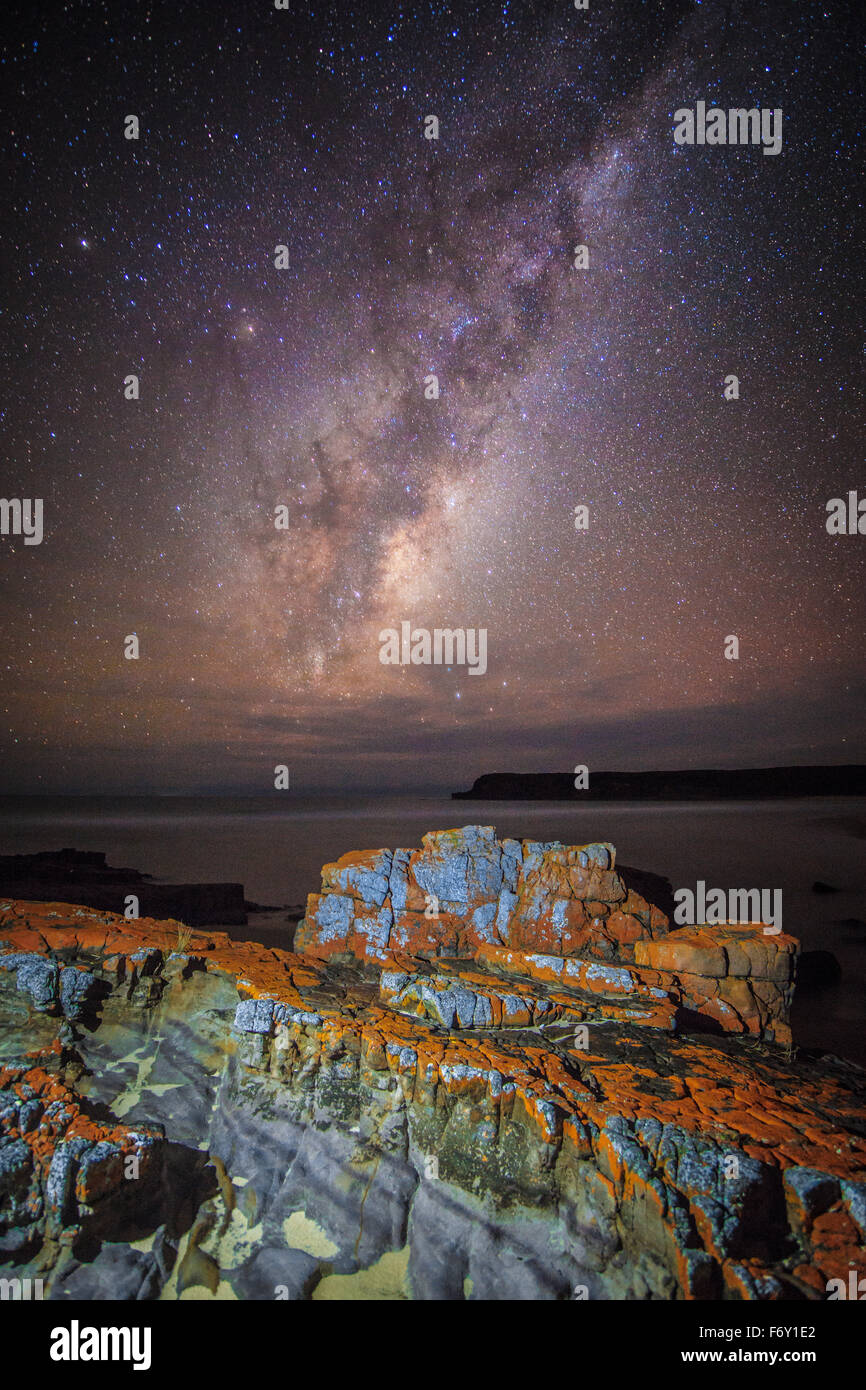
1,827 -> 864,1300
0,849 -> 247,928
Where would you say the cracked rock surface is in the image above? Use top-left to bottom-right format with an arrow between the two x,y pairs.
0,829 -> 864,1300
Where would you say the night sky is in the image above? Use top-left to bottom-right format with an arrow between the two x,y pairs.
0,0 -> 863,794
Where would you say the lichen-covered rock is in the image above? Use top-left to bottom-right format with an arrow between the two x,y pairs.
299,829 -> 663,965
297,829 -> 795,1043
0,854 -> 861,1302
0,1056 -> 170,1250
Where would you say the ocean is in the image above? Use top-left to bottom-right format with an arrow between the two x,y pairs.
1,793 -> 863,1065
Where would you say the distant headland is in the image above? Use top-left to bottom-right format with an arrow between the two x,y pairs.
452,766 -> 866,800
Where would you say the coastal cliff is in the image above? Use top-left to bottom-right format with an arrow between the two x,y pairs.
452,767 -> 866,800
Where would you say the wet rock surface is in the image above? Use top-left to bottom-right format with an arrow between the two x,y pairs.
0,828 -> 864,1301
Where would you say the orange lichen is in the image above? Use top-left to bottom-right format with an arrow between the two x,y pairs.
2,894 -> 865,1303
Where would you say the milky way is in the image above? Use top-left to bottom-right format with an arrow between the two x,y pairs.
0,0 -> 863,792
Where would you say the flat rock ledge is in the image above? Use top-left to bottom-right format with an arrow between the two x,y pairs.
0,829 -> 864,1301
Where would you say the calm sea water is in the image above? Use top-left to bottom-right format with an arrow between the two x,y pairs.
1,794 -> 864,1065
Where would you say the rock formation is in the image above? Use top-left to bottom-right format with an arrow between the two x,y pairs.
0,849 -> 247,927
0,827 -> 864,1301
299,829 -> 796,1045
